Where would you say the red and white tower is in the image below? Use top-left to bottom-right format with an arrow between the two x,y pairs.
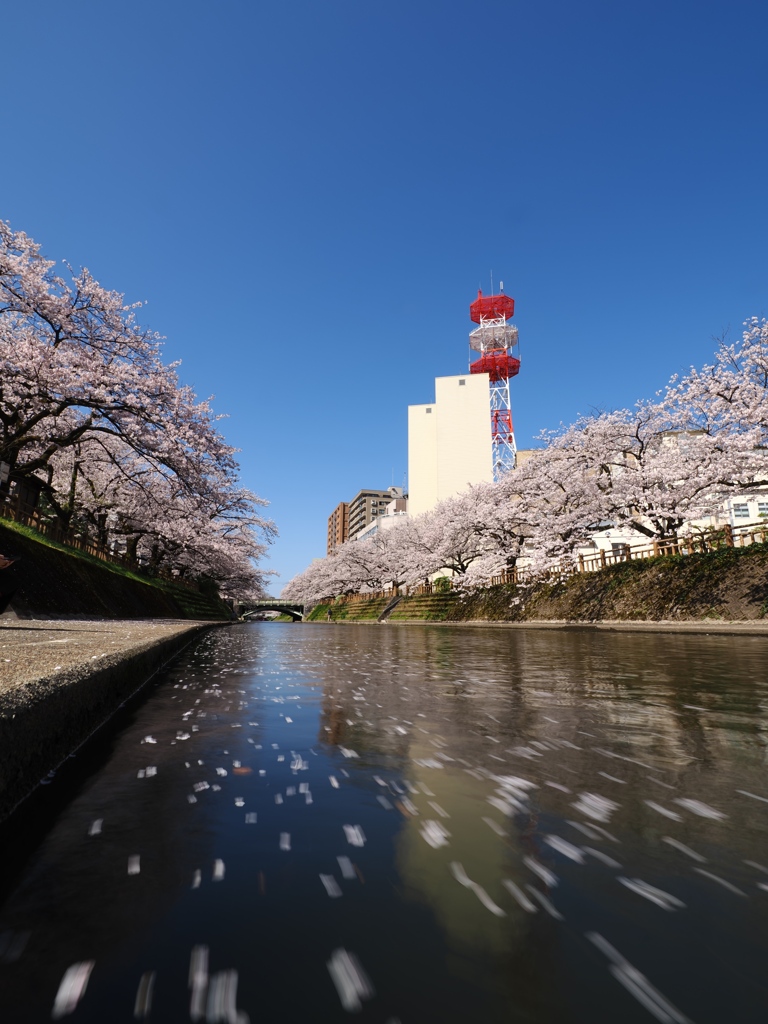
468,288 -> 521,480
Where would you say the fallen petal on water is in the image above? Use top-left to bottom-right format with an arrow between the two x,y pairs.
482,816 -> 506,837
673,798 -> 727,821
644,801 -> 682,822
320,874 -> 343,898
501,878 -> 538,912
189,945 -> 208,1022
343,825 -> 366,848
133,970 -> 156,1020
205,969 -> 249,1024
693,868 -> 747,896
449,862 -> 506,916
419,820 -> 450,849
737,789 -> 768,804
582,847 -> 622,869
662,837 -> 706,863
337,856 -> 356,880
545,835 -> 585,863
618,876 -> 685,911
52,961 -> 94,1019
523,856 -> 558,888
326,948 -> 374,1013
587,933 -> 694,1024
572,792 -> 619,823
525,885 -> 563,920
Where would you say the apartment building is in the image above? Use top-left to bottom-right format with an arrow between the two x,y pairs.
326,502 -> 349,555
348,487 -> 404,539
326,488 -> 406,552
354,495 -> 409,542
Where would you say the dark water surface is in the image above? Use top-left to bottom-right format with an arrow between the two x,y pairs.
1,622 -> 767,1023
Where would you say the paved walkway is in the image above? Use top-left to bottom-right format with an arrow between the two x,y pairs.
0,619 -> 213,696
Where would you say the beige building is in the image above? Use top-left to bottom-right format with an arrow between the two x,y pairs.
408,373 -> 494,517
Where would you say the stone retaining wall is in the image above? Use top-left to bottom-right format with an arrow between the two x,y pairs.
0,624 -> 211,821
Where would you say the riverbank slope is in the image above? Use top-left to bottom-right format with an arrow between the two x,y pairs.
307,545 -> 768,625
0,519 -> 232,620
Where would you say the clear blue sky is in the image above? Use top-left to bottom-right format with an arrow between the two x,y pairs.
2,1 -> 766,591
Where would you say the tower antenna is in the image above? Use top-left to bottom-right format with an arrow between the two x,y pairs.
468,284 -> 520,479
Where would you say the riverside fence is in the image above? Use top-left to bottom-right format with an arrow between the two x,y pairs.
330,519 -> 768,602
0,492 -> 199,589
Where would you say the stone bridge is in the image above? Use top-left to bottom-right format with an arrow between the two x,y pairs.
236,600 -> 305,621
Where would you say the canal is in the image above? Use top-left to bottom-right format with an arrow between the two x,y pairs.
1,622 -> 767,1023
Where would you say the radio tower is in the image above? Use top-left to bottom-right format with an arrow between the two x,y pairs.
468,287 -> 521,480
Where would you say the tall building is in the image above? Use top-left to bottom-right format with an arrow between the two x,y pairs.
327,502 -> 349,555
348,487 -> 403,539
407,287 -> 522,517
408,374 -> 493,517
354,494 -> 409,542
327,488 -> 406,553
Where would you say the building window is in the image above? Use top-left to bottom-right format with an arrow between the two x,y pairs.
733,503 -> 749,518
425,408 -> 432,414
758,502 -> 768,517
458,379 -> 466,386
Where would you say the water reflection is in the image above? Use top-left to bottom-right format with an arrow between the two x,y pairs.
0,623 -> 766,1023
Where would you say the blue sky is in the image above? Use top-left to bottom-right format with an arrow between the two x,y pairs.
2,0 -> 767,590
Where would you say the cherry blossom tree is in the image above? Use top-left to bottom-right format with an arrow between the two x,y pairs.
283,317 -> 768,602
0,220 -> 236,509
0,220 -> 274,597
664,317 -> 768,482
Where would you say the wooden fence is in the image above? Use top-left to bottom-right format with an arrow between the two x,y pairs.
330,519 -> 768,600
489,520 -> 768,587
0,492 -> 198,589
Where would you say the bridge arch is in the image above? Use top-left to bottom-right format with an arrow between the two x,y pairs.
239,601 -> 304,622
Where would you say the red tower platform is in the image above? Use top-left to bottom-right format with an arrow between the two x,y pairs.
467,288 -> 520,478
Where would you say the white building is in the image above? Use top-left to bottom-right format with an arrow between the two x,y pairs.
576,491 -> 768,562
407,373 -> 494,517
721,493 -> 768,528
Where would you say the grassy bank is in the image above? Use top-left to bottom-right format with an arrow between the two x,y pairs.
0,518 -> 232,620
307,545 -> 768,624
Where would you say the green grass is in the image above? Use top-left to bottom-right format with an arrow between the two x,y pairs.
0,517 -> 168,588
0,516 -> 232,619
306,593 -> 460,622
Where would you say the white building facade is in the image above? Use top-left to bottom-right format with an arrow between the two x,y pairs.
407,373 -> 494,517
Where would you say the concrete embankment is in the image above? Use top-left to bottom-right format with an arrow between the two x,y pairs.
0,619 -> 218,821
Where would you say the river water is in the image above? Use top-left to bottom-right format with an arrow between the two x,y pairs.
1,622 -> 767,1023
